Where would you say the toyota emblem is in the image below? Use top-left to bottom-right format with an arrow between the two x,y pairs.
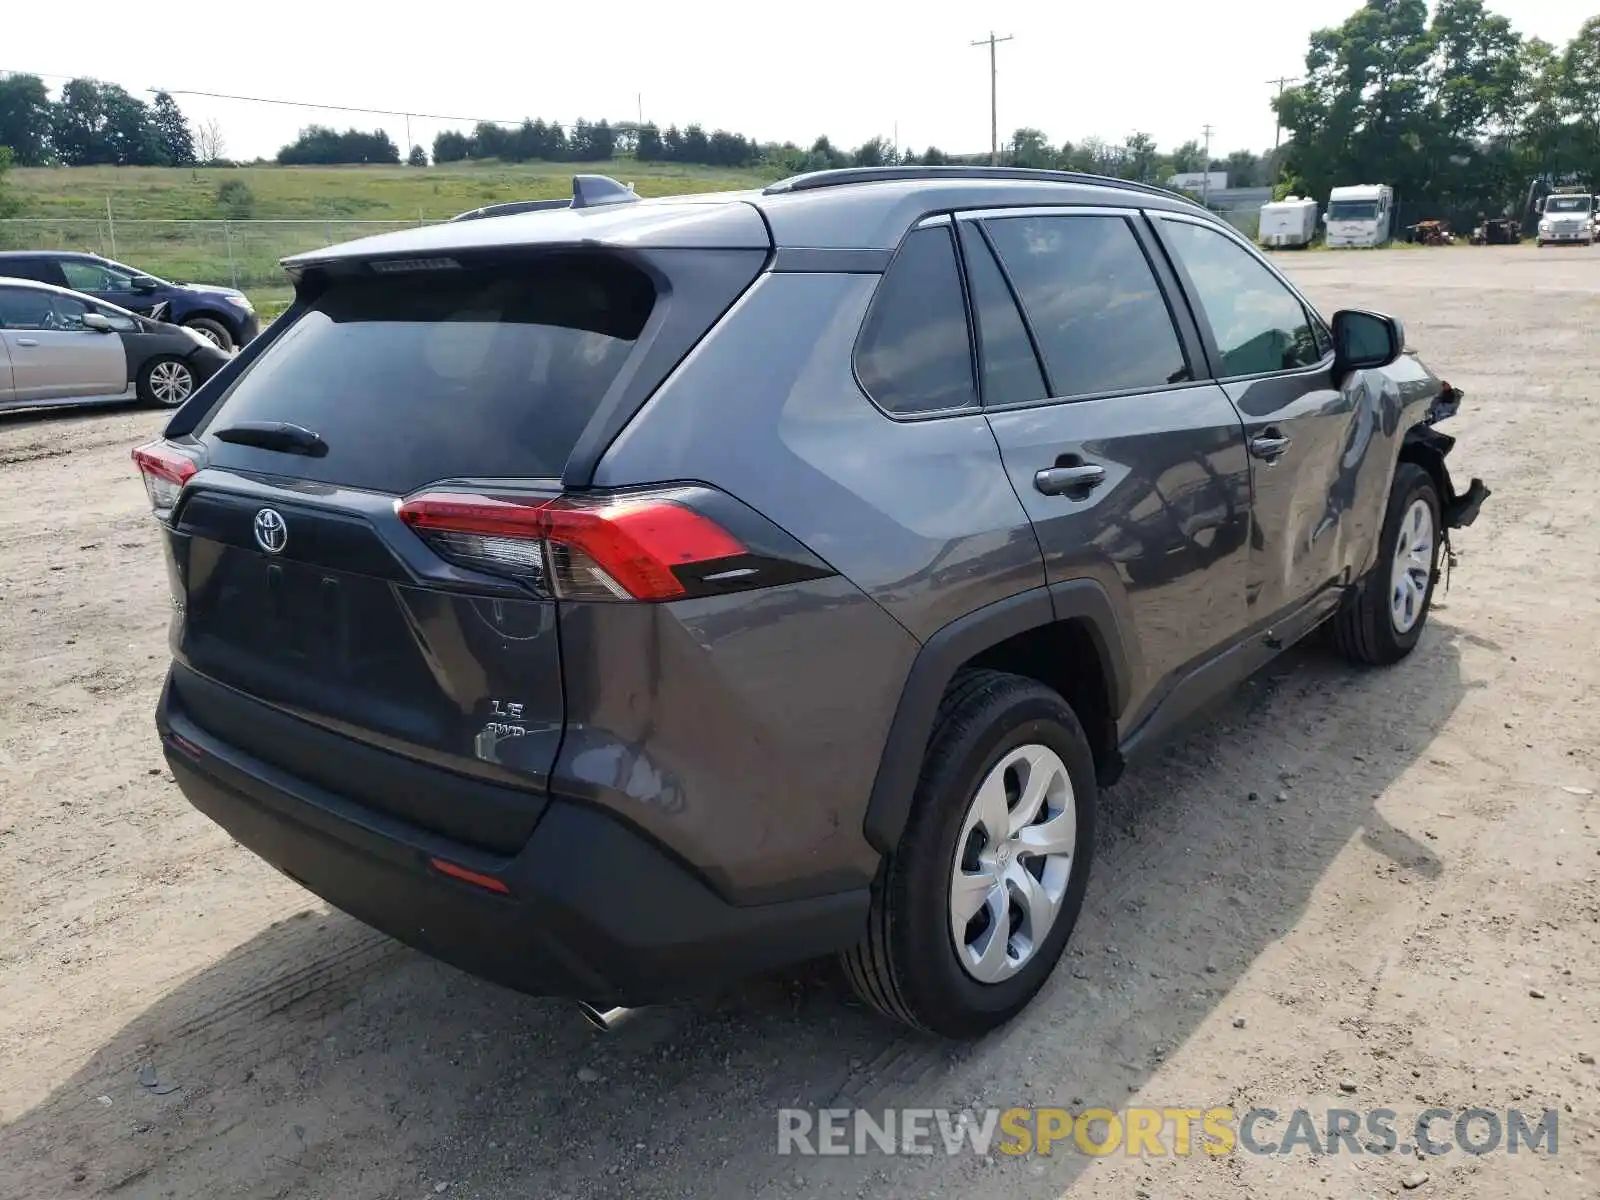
253,508 -> 288,554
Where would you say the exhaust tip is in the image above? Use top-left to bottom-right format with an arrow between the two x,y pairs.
578,1002 -> 638,1032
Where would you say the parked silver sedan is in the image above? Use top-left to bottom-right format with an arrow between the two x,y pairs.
0,277 -> 231,413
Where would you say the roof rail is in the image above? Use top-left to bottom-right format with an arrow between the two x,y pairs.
762,165 -> 1200,206
449,198 -> 572,223
447,174 -> 638,223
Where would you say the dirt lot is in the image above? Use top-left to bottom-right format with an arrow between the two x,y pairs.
2,244 -> 1597,1200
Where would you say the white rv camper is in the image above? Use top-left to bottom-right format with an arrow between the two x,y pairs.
1324,184 -> 1394,247
1258,196 -> 1318,248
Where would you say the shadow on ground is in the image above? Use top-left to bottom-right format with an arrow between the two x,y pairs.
1,622 -> 1475,1200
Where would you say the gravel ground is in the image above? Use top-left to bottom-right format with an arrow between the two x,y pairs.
1,244 -> 1597,1200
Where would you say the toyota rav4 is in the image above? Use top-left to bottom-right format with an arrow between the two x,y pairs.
135,168 -> 1488,1037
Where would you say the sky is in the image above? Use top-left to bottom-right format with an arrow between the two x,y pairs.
7,0 -> 1599,163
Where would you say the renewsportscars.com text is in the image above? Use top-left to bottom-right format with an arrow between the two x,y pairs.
776,1106 -> 1560,1158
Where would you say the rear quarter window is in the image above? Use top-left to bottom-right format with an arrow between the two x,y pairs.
854,225 -> 977,415
0,258 -> 61,286
200,255 -> 655,494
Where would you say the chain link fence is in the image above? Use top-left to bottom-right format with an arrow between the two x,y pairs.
0,219 -> 429,313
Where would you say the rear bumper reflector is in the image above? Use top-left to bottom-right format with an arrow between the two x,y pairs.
429,857 -> 512,894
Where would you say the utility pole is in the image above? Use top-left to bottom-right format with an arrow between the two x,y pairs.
1265,76 -> 1301,151
1201,124 -> 1214,205
971,32 -> 1014,166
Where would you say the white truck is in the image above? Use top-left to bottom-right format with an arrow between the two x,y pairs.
1258,195 -> 1318,248
1536,192 -> 1595,246
1324,184 -> 1394,247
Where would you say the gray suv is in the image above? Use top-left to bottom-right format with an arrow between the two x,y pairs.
136,168 -> 1487,1037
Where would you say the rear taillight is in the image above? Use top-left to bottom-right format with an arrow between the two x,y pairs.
132,441 -> 199,519
397,487 -> 750,602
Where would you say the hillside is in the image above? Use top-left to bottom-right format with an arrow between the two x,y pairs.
0,160 -> 781,315
3,160 -> 779,220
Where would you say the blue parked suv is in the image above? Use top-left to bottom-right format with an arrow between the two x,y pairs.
134,169 -> 1487,1037
0,251 -> 259,350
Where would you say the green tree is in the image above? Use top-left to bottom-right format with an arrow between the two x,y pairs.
1010,127 -> 1053,168
0,146 -> 19,217
106,87 -> 163,164
1225,149 -> 1264,187
51,78 -> 112,164
1562,15 -> 1600,178
635,122 -> 663,161
149,91 -> 195,166
277,125 -> 399,165
407,144 -> 428,167
853,136 -> 890,167
53,79 -> 163,165
433,130 -> 471,162
1168,139 -> 1206,174
0,74 -> 53,165
1276,0 -> 1436,204
1121,132 -> 1161,181
469,121 -> 507,159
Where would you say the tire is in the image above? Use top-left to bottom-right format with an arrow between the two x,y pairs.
841,670 -> 1097,1037
1332,462 -> 1441,666
138,356 -> 197,408
184,317 -> 234,351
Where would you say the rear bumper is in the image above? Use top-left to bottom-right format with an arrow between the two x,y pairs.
158,674 -> 867,1004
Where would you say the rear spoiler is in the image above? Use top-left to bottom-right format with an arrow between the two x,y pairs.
448,175 -> 637,223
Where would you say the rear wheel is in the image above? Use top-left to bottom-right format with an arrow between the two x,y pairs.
138,356 -> 196,408
1332,462 -> 1441,665
184,317 -> 233,352
842,670 -> 1096,1037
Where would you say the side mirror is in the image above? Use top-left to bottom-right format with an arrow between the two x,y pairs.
130,275 -> 159,293
81,312 -> 114,333
1332,309 -> 1404,373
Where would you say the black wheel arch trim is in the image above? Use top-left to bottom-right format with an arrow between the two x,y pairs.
1400,423 -> 1490,530
862,581 -> 1130,855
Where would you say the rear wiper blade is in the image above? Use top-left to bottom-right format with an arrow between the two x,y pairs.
212,421 -> 329,457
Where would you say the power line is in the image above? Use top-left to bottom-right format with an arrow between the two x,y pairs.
970,32 -> 1014,167
153,87 -> 527,128
0,70 -> 554,129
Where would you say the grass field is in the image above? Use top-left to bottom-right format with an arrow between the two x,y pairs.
4,160 -> 778,220
0,160 -> 779,317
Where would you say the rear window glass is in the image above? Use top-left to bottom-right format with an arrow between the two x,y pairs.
201,256 -> 655,493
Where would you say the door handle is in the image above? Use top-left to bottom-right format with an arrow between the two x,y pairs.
13,338 -> 38,347
1034,462 -> 1107,497
1249,432 -> 1291,461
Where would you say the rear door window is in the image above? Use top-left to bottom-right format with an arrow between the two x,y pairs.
957,221 -> 1048,407
855,225 -> 977,415
0,286 -> 54,329
0,258 -> 64,286
983,214 -> 1191,398
200,255 -> 656,494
